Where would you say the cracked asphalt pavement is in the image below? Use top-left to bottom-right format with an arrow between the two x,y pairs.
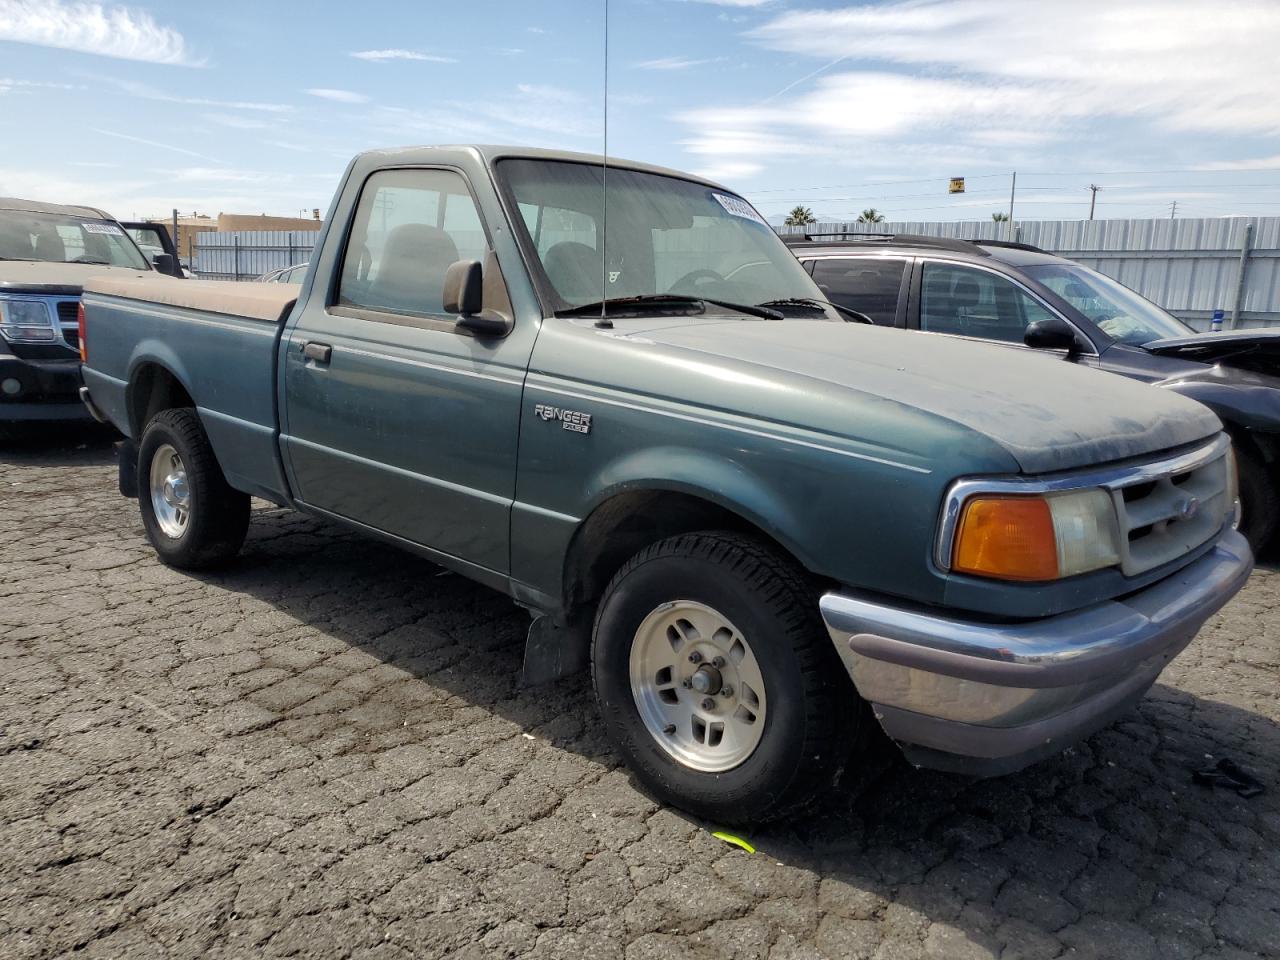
2,428 -> 1278,959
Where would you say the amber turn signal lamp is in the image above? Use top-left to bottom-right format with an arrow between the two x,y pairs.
77,301 -> 87,363
952,495 -> 1059,581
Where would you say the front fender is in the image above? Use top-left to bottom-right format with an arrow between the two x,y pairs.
584,444 -> 810,565
1158,374 -> 1280,435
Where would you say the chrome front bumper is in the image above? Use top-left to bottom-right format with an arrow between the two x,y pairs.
819,529 -> 1253,775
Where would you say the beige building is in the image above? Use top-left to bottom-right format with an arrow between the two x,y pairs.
147,211 -> 324,262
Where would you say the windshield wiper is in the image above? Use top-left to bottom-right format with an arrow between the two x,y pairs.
70,256 -> 110,265
757,297 -> 873,324
557,294 -> 783,322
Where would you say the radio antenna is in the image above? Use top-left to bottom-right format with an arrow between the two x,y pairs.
597,0 -> 612,328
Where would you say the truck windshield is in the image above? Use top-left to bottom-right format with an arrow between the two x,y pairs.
498,158 -> 835,319
1023,262 -> 1192,345
0,209 -> 148,270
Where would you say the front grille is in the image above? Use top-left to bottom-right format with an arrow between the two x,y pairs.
55,299 -> 80,349
1108,441 -> 1230,577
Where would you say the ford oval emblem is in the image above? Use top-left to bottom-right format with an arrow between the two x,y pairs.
1176,496 -> 1201,521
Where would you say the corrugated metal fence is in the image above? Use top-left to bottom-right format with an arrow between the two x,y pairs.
195,218 -> 1280,329
194,230 -> 320,281
781,217 -> 1280,329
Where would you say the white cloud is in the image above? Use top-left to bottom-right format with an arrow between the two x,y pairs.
168,168 -> 274,184
678,0 -> 1280,177
90,127 -> 215,161
369,83 -> 600,146
104,76 -> 291,112
674,0 -> 773,6
204,113 -> 271,130
0,164 -> 338,220
350,49 -> 455,63
635,56 -> 725,70
306,88 -> 370,104
0,0 -> 195,65
1195,155 -> 1280,171
0,76 -> 86,91
693,160 -> 765,182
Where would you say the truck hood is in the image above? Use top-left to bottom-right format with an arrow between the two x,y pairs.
628,319 -> 1221,474
0,260 -> 150,295
1145,328 -> 1280,379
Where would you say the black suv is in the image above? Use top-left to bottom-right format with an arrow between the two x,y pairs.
0,198 -> 169,440
786,233 -> 1280,551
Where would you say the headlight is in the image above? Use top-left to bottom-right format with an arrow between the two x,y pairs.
950,488 -> 1121,581
0,298 -> 56,342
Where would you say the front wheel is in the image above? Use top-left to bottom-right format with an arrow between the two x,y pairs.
592,532 -> 864,824
138,408 -> 249,569
1237,446 -> 1278,554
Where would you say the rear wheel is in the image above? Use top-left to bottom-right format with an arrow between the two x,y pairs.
1237,446 -> 1278,554
138,408 -> 249,569
592,531 -> 865,824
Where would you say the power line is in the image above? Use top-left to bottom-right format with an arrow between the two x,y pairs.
747,172 -> 1009,194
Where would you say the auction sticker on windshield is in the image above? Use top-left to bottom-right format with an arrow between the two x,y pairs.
84,223 -> 125,236
713,193 -> 768,227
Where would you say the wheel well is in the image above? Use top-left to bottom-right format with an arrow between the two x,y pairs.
561,489 -> 803,620
128,364 -> 194,436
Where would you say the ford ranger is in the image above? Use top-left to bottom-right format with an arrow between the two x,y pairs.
78,146 -> 1253,823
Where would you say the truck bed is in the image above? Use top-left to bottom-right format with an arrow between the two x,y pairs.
80,275 -> 299,504
86,274 -> 299,324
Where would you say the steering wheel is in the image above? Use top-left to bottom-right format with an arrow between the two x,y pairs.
668,268 -> 724,293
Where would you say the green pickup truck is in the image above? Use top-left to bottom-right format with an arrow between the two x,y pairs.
78,146 -> 1252,823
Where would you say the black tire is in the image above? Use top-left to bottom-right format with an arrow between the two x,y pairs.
137,408 -> 249,569
1237,446 -> 1279,554
591,531 -> 865,824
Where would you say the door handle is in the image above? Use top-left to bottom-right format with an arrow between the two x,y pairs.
302,341 -> 332,364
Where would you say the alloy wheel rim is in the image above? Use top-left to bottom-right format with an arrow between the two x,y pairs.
149,443 -> 191,538
629,600 -> 767,773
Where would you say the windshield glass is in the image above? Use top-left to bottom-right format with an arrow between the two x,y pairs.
498,158 -> 834,319
1024,262 -> 1191,345
0,208 -> 148,269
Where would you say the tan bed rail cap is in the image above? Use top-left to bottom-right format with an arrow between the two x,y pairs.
84,275 -> 298,323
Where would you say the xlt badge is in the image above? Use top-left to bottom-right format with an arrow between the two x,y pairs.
534,403 -> 592,435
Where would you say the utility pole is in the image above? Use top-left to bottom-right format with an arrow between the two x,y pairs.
1088,184 -> 1100,221
171,208 -> 179,262
1006,171 -> 1016,241
1169,200 -> 1178,220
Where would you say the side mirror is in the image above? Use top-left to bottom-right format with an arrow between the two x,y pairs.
151,252 -> 179,276
444,259 -> 510,336
1024,317 -> 1081,357
443,259 -> 483,315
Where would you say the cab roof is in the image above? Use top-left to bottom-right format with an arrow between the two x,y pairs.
0,196 -> 116,221
350,144 -> 732,193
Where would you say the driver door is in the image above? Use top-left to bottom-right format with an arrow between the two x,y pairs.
280,167 -> 532,578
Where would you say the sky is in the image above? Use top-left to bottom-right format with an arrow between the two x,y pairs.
2,0 -> 1280,225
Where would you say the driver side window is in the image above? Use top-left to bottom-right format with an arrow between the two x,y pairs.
339,169 -> 486,318
920,263 -> 1055,343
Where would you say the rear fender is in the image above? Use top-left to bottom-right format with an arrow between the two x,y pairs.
125,344 -> 197,434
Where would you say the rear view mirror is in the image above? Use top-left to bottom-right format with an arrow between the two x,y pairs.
1024,317 -> 1081,357
444,259 -> 510,337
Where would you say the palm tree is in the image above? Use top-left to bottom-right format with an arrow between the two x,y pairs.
784,206 -> 816,226
991,211 -> 1010,222
857,208 -> 885,223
